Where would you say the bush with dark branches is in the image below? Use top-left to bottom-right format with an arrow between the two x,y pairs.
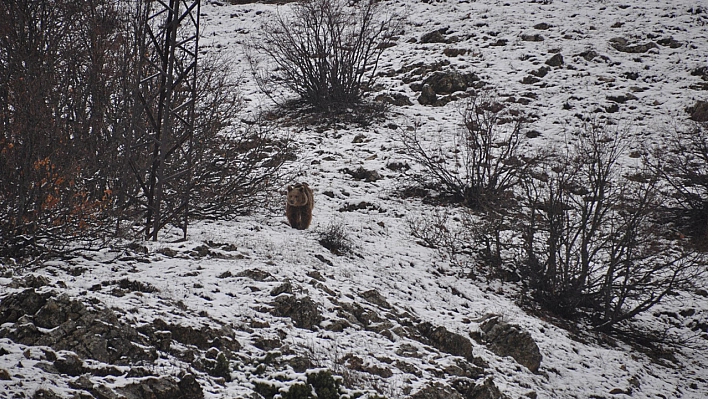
646,122 -> 708,246
400,92 -> 535,209
248,0 -> 400,112
515,124 -> 705,331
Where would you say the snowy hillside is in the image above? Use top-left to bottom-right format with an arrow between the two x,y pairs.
1,1 -> 707,398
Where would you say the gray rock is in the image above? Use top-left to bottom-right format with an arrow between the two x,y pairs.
609,37 -> 658,53
521,33 -> 544,42
32,388 -> 63,399
0,368 -> 10,380
410,382 -> 464,399
417,322 -> 476,362
360,289 -> 392,309
451,377 -> 509,399
375,92 -> 413,106
422,71 -> 478,95
477,316 -> 542,373
420,27 -> 451,44
270,294 -> 323,330
545,53 -> 564,67
54,352 -> 85,376
688,100 -> 708,122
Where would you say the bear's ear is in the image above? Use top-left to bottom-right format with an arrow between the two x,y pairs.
287,185 -> 293,191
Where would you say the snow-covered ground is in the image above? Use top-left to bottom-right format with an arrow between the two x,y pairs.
2,0 -> 707,398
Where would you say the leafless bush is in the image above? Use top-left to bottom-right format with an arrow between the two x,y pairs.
400,92 -> 535,209
181,55 -> 295,220
318,221 -> 353,256
516,124 -> 705,331
248,0 -> 400,112
645,122 -> 708,245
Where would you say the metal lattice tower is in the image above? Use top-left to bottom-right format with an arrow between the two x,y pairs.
136,0 -> 200,241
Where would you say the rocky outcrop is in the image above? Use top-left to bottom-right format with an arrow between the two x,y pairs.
270,294 -> 323,330
473,316 -> 542,373
688,100 -> 708,122
609,37 -> 658,53
0,289 -> 154,364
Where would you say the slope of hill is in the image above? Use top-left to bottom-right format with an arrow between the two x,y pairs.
1,1 -> 707,398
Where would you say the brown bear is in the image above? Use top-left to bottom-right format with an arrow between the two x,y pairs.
286,183 -> 314,230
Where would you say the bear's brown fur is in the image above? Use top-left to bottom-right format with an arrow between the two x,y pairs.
286,183 -> 314,230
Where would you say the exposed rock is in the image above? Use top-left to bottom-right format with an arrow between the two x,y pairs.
422,70 -> 479,95
609,37 -> 658,53
411,382 -> 464,399
34,294 -> 84,329
417,322 -> 476,362
287,356 -> 315,373
91,383 -> 122,399
0,289 -> 50,324
521,75 -> 541,85
444,48 -> 468,57
545,53 -> 564,67
10,274 -> 51,289
451,377 -> 509,399
606,93 -> 637,103
359,289 -> 392,309
270,280 -> 293,296
475,316 -> 542,373
691,66 -> 708,81
396,343 -> 423,358
530,66 -> 549,78
657,36 -> 683,48
32,388 -> 63,399
420,27 -> 452,44
687,100 -> 708,122
236,268 -> 275,281
69,374 -> 94,390
252,335 -> 282,351
149,319 -> 240,352
341,167 -> 382,182
0,368 -> 10,380
338,302 -> 383,328
117,375 -> 203,399
400,59 -> 451,83
54,352 -> 85,376
270,294 -> 323,330
521,33 -> 544,42
0,290 -> 154,365
374,92 -> 413,106
344,354 -> 393,378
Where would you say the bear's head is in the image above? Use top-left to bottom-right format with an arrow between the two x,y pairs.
287,184 -> 310,207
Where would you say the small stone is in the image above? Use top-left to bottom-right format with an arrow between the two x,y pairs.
545,53 -> 564,67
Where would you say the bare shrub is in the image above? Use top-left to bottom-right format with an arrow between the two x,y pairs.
516,124 -> 705,331
248,0 -> 400,112
318,221 -> 353,256
646,122 -> 708,245
186,56 -> 295,219
400,92 -> 535,209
